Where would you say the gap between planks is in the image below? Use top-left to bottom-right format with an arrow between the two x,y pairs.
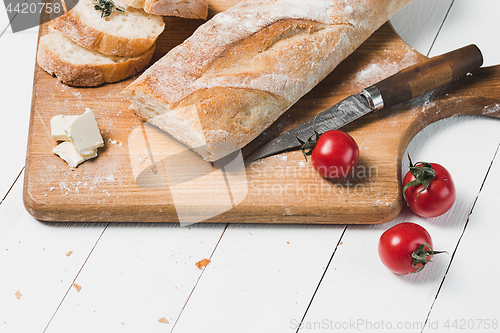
0,167 -> 24,205
43,223 -> 110,333
0,0 -> 29,38
426,0 -> 455,57
294,225 -> 348,333
169,224 -> 229,333
421,142 -> 500,332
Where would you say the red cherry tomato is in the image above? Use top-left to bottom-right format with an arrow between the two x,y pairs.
310,130 -> 359,179
378,222 -> 443,275
403,161 -> 455,218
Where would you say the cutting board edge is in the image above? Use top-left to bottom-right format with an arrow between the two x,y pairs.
25,17 -> 500,224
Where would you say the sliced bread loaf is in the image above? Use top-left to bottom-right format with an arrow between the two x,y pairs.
122,0 -> 208,19
37,28 -> 155,87
52,0 -> 164,57
123,0 -> 414,162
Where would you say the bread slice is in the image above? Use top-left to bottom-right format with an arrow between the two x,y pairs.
52,0 -> 164,57
37,28 -> 155,87
123,0 -> 414,162
122,0 -> 208,19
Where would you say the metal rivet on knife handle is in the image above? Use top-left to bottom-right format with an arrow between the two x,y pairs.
372,44 -> 483,109
361,86 -> 384,110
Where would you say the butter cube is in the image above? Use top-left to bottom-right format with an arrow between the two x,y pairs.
53,141 -> 97,168
67,109 -> 104,154
50,115 -> 80,141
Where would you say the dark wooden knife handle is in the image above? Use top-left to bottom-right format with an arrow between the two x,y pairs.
370,44 -> 483,109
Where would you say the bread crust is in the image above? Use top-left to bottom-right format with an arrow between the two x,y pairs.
37,35 -> 155,87
123,0 -> 414,161
52,4 -> 164,57
144,0 -> 208,19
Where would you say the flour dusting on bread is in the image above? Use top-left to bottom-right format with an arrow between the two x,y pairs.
123,0 -> 414,162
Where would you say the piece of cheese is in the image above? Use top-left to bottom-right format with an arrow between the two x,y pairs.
51,108 -> 104,168
50,115 -> 80,141
67,109 -> 104,154
53,141 -> 97,168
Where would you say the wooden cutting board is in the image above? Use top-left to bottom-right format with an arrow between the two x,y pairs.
23,1 -> 500,223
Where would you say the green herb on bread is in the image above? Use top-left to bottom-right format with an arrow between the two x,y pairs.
93,0 -> 126,18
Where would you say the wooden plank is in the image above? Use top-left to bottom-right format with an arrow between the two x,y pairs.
429,0 -> 500,66
167,224 -> 346,333
391,0 -> 454,56
23,6 -> 500,223
295,116 -> 500,332
0,31 -> 38,201
0,175 -> 108,331
424,144 -> 500,331
44,223 -> 229,332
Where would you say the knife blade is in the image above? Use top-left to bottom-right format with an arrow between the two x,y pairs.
244,44 -> 483,165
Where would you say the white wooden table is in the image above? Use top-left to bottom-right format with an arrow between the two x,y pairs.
1,1 -> 499,332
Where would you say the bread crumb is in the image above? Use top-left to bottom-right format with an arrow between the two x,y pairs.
66,251 -> 73,256
15,290 -> 21,300
158,317 -> 169,324
195,258 -> 211,269
73,283 -> 82,292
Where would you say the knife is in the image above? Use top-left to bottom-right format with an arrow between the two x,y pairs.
244,44 -> 483,165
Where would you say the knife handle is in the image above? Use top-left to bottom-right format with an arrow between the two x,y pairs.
362,44 -> 483,110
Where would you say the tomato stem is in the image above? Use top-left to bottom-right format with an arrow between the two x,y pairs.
403,154 -> 437,205
411,242 -> 447,273
297,130 -> 320,162
297,115 -> 321,161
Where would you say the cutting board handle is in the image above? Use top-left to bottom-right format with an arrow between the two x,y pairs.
370,44 -> 484,109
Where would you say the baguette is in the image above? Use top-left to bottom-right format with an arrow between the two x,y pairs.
52,0 -> 164,57
123,0 -> 414,162
37,28 -> 155,87
122,0 -> 208,19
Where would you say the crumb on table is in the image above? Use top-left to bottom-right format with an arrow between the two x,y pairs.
195,258 -> 211,269
158,317 -> 169,324
72,283 -> 82,292
15,290 -> 21,300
